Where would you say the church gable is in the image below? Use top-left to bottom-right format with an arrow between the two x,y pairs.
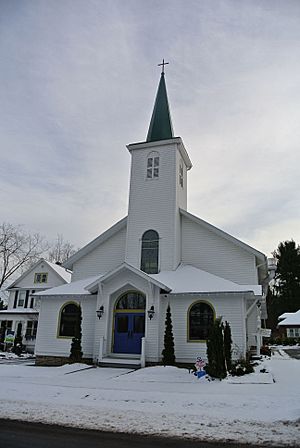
181,211 -> 262,285
71,221 -> 127,281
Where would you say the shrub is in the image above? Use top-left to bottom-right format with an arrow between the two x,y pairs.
224,321 -> 232,371
260,345 -> 271,356
162,304 -> 175,366
206,318 -> 226,379
230,358 -> 254,376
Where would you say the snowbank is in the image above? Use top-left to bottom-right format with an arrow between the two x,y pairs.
0,355 -> 299,446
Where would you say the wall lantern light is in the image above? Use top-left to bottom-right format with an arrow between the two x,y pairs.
96,305 -> 104,319
147,305 -> 155,320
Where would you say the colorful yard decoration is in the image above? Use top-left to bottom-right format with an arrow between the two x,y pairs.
194,356 -> 206,378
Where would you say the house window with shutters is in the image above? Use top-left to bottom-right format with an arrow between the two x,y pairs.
146,152 -> 160,179
25,320 -> 38,340
17,291 -> 26,307
188,301 -> 215,341
0,320 -> 12,332
0,321 -> 12,344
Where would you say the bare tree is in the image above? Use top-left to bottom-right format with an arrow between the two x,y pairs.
48,234 -> 76,265
0,222 -> 47,289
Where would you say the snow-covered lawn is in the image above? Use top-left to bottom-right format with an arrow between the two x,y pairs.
0,351 -> 299,446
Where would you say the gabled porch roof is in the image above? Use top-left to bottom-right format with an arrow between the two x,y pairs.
85,263 -> 171,294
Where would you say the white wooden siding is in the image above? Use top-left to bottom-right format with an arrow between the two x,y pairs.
35,295 -> 96,358
181,215 -> 258,284
126,141 -> 188,272
158,294 -> 247,363
15,260 -> 66,290
72,227 -> 127,281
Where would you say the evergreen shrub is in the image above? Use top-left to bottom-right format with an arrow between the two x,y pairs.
205,318 -> 226,379
161,304 -> 176,366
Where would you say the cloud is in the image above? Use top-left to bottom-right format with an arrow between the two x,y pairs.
1,0 -> 300,256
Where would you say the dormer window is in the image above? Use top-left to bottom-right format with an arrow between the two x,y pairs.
146,152 -> 159,179
34,272 -> 48,284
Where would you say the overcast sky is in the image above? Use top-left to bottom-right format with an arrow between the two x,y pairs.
1,0 -> 300,257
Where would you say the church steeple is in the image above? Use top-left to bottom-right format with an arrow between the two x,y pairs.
126,65 -> 192,271
146,69 -> 174,143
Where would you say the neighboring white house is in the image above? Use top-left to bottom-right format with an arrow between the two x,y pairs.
34,70 -> 271,367
0,259 -> 71,353
278,310 -> 300,338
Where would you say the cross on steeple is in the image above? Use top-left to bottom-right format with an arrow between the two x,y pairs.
158,59 -> 169,74
146,60 -> 173,142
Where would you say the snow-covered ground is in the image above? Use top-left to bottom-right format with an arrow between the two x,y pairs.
0,351 -> 299,446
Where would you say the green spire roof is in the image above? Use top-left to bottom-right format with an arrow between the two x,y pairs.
146,72 -> 174,143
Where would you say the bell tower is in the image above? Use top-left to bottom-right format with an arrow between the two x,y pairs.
125,63 -> 192,272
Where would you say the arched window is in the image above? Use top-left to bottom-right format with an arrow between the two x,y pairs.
140,230 -> 159,274
115,291 -> 146,310
58,303 -> 80,337
146,152 -> 160,179
188,302 -> 214,341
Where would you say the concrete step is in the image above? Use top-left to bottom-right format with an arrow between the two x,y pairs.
98,356 -> 141,369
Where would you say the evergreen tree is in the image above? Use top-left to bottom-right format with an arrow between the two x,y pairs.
224,321 -> 232,372
273,240 -> 300,314
69,305 -> 83,363
161,304 -> 175,365
266,288 -> 282,331
206,318 -> 226,379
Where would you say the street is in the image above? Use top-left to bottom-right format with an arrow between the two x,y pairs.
0,419 -> 285,448
283,348 -> 300,360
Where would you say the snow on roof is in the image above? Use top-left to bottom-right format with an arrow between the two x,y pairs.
278,310 -> 300,326
150,264 -> 262,295
278,312 -> 295,321
34,275 -> 101,296
6,258 -> 72,290
35,265 -> 261,297
45,261 -> 72,283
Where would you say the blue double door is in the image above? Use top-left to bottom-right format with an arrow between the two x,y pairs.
113,312 -> 145,354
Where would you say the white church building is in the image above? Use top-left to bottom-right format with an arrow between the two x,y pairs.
35,69 -> 269,367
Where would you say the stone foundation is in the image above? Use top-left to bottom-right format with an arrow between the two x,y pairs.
35,355 -> 93,366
